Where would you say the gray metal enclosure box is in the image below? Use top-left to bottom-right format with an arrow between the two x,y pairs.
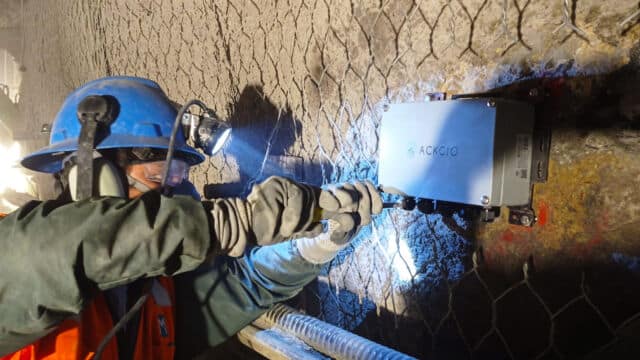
378,99 -> 535,207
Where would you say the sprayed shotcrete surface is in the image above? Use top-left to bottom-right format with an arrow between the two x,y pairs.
8,0 -> 640,358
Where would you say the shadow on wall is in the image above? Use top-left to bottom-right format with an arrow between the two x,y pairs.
203,85 -> 332,199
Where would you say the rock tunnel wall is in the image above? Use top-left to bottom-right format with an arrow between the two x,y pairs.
9,0 -> 640,358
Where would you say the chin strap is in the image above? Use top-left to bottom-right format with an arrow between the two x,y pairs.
75,96 -> 115,200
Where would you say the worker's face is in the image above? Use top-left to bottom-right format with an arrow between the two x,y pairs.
126,159 -> 190,198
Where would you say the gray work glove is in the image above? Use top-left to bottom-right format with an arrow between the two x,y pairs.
296,180 -> 383,264
209,176 -> 324,257
318,180 -> 383,244
247,176 -> 324,244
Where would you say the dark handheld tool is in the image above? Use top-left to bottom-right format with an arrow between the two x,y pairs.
383,196 -> 416,210
313,191 -> 416,222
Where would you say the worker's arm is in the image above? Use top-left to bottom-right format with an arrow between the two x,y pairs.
174,241 -> 323,359
0,192 -> 212,355
0,176 -> 326,356
173,180 -> 383,359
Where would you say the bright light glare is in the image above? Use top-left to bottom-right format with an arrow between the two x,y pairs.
0,142 -> 31,194
387,234 -> 417,282
211,128 -> 232,155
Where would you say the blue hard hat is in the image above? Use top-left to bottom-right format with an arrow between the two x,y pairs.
21,76 -> 205,173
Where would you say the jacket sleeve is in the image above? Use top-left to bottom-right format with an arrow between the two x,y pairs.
0,191 -> 212,356
174,240 -> 323,359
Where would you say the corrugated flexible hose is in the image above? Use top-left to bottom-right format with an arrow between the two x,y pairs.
253,304 -> 416,360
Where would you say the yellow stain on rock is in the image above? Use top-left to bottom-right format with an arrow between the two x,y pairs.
533,154 -> 611,249
478,150 -> 639,267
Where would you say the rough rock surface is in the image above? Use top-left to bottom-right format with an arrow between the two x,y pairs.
4,0 -> 640,358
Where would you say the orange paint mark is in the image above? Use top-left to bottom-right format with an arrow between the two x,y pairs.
501,229 -> 514,242
537,201 -> 549,227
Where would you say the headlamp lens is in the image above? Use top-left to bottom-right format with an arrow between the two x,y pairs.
195,116 -> 232,156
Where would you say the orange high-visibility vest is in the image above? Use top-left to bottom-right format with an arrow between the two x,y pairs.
2,277 -> 176,360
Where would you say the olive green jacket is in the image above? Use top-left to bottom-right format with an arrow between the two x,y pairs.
0,191 -> 322,357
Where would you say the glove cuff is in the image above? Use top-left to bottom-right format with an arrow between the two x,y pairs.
294,220 -> 349,264
209,198 -> 253,257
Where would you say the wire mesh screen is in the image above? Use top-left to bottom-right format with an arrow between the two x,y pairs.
299,237 -> 640,359
12,0 -> 640,358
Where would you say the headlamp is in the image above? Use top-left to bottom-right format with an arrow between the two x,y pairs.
182,110 -> 232,156
164,100 -> 231,191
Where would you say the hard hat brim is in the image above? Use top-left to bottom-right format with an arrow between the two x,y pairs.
21,135 -> 205,173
